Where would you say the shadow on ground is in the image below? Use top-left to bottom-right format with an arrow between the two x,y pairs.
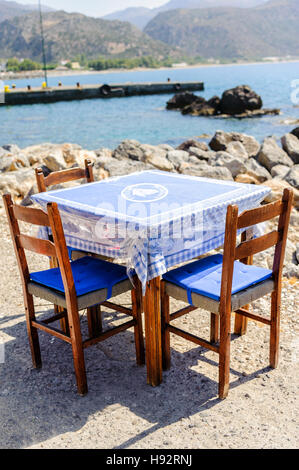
0,306 -> 272,449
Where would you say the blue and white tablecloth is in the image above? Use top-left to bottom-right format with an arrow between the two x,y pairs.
31,170 -> 271,291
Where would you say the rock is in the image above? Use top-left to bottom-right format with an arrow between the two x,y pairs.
1,144 -> 21,154
101,159 -> 153,177
166,92 -> 199,110
0,147 -> 9,158
270,164 -> 291,179
145,151 -> 174,171
209,131 -> 260,157
235,174 -> 260,185
220,85 -> 263,115
43,149 -> 67,172
187,147 -> 213,161
0,169 -> 36,202
181,161 -> 233,180
209,151 -> 247,178
257,137 -> 294,171
166,150 -> 189,169
182,96 -> 219,116
177,139 -> 209,152
0,153 -> 29,172
283,263 -> 299,279
244,158 -> 272,183
263,179 -> 299,209
112,140 -> 144,161
157,144 -> 175,152
296,244 -> 299,264
290,127 -> 299,140
281,133 -> 299,164
226,141 -> 248,159
94,147 -> 112,159
285,165 -> 299,189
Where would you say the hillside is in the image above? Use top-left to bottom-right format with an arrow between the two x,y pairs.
144,0 -> 299,59
0,0 -> 53,22
103,0 -> 268,30
0,10 -> 177,62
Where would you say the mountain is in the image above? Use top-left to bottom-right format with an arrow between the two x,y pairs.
144,0 -> 299,60
0,0 -> 53,22
103,0 -> 268,30
0,10 -> 177,62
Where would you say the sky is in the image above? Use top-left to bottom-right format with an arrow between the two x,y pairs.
14,0 -> 168,17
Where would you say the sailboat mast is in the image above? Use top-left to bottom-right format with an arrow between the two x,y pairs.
38,0 -> 48,87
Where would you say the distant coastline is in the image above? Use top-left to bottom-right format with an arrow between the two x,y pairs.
2,58 -> 299,82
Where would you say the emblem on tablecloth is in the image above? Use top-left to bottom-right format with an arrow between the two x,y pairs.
121,183 -> 168,202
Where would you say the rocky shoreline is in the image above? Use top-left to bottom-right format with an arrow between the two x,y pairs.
0,128 -> 298,277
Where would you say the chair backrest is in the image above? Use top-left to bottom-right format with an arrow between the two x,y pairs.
3,194 -> 76,302
35,159 -> 94,193
220,188 -> 294,306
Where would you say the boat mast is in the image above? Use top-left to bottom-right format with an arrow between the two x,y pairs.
38,0 -> 48,87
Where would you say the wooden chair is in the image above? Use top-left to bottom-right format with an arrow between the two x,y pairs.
35,159 -> 94,193
3,194 -> 145,396
35,159 -> 100,334
161,189 -> 293,399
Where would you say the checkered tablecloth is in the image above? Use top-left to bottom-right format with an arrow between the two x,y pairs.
31,170 -> 271,292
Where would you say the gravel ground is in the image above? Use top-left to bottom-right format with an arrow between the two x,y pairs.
0,212 -> 298,449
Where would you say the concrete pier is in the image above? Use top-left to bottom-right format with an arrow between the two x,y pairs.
1,81 -> 204,106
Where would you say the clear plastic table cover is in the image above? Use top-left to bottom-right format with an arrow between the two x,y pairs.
31,170 -> 271,291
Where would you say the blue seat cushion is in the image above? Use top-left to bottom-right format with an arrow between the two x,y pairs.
163,254 -> 272,304
30,256 -> 129,299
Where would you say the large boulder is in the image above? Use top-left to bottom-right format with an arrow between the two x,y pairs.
281,133 -> 299,164
271,164 -> 291,179
177,139 -> 209,152
257,137 -> 294,171
181,96 -> 220,116
220,85 -> 263,115
285,165 -> 299,190
181,161 -> 233,180
166,92 -> 200,110
244,158 -> 271,182
209,151 -> 247,178
290,127 -> 299,140
209,130 -> 260,157
263,179 -> 299,209
166,150 -> 189,170
112,140 -> 144,161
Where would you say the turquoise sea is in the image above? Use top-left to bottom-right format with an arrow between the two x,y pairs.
0,61 -> 299,150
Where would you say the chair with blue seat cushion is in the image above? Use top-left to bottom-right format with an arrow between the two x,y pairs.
161,189 -> 293,399
3,194 -> 145,396
35,159 -> 107,335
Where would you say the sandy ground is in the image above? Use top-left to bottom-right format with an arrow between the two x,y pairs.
0,213 -> 298,449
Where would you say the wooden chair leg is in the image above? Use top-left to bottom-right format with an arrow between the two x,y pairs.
210,313 -> 219,344
66,304 -> 88,396
25,293 -> 42,369
270,290 -> 281,368
161,282 -> 171,371
218,306 -> 231,399
234,311 -> 248,336
131,281 -> 145,366
87,305 -> 102,338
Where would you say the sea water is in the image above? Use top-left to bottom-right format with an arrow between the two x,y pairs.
0,61 -> 298,150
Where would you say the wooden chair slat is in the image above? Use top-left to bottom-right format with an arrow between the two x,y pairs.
235,230 -> 281,260
17,234 -> 56,257
44,167 -> 87,187
237,200 -> 283,229
13,204 -> 50,226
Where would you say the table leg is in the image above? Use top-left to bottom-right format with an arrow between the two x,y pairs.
144,277 -> 162,387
